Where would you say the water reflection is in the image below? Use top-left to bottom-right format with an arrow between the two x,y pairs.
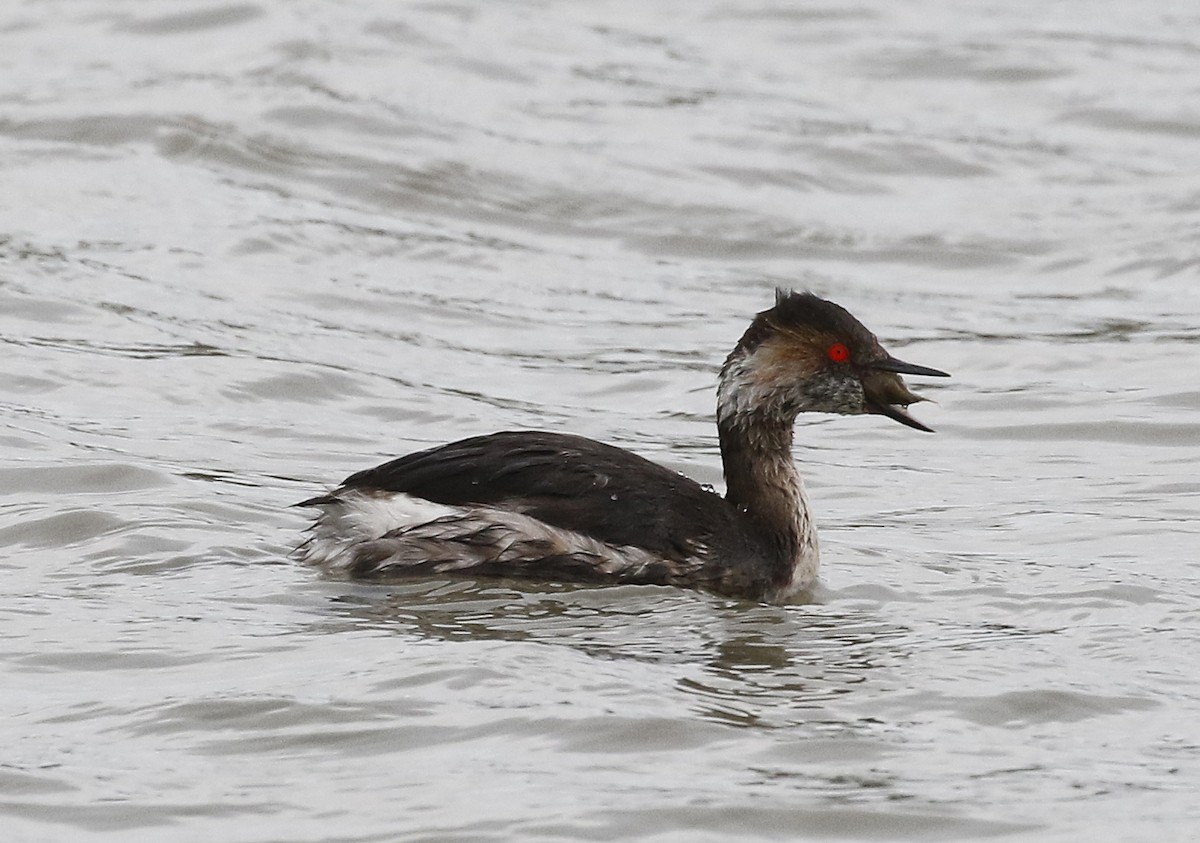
315,576 -> 916,732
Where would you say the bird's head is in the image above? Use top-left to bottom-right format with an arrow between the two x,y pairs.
718,289 -> 949,432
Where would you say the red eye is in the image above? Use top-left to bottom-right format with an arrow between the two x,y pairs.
827,342 -> 850,363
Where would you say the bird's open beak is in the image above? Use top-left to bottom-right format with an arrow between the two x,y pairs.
863,355 -> 950,433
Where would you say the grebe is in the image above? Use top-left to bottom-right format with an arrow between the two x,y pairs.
297,290 -> 948,603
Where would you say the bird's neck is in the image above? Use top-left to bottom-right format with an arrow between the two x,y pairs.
718,411 -> 804,527
716,409 -> 819,594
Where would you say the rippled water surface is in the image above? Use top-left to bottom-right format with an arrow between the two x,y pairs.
3,1 -> 1199,841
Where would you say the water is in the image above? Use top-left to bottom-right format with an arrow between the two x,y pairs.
2,1 -> 1199,840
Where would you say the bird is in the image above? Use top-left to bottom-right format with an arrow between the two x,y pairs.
296,289 -> 948,603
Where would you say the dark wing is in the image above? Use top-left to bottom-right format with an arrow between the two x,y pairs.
307,430 -> 741,562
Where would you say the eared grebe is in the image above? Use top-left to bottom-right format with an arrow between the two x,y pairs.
297,290 -> 948,603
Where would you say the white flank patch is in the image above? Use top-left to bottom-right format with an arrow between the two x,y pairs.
336,490 -> 457,539
298,488 -> 678,581
298,490 -> 459,568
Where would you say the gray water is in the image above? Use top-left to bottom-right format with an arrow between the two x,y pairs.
2,1 -> 1199,841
